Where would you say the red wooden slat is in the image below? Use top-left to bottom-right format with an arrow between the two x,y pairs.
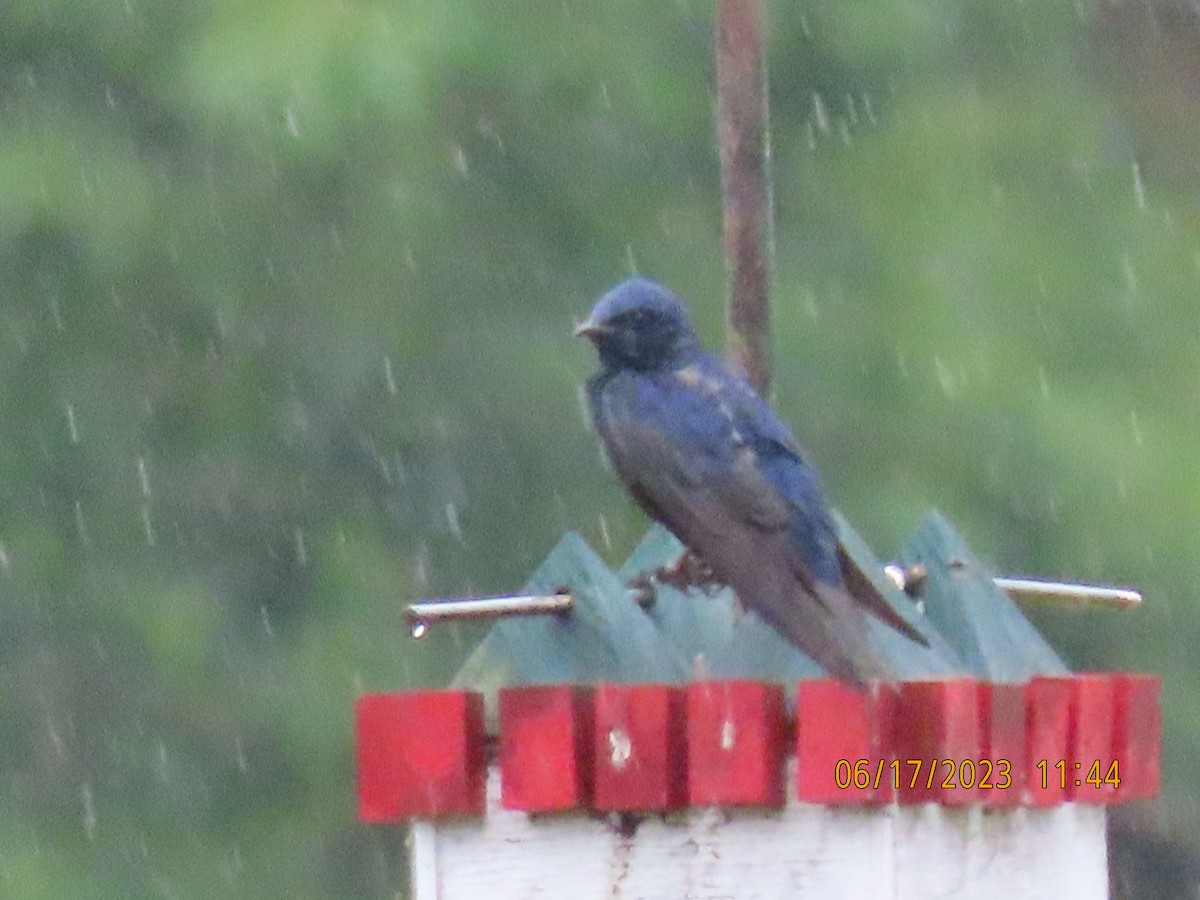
592,683 -> 686,812
982,681 -> 1028,807
686,680 -> 787,808
355,690 -> 485,822
1026,677 -> 1073,806
890,678 -> 982,804
499,685 -> 593,811
796,679 -> 892,804
1112,673 -> 1162,801
1070,674 -> 1117,803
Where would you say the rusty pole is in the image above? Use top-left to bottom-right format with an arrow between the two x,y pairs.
716,0 -> 774,395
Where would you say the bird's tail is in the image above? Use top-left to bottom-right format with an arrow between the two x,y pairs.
811,580 -> 905,691
838,547 -> 929,647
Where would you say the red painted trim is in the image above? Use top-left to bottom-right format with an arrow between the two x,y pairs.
686,680 -> 787,807
891,678 -> 982,805
1112,673 -> 1162,801
1070,674 -> 1117,803
499,685 -> 593,812
1026,677 -> 1074,806
795,679 -> 892,803
592,683 -> 687,812
355,690 -> 485,822
352,674 -> 1161,819
982,682 -> 1029,807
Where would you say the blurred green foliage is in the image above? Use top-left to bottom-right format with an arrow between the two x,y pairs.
1,0 -> 1197,895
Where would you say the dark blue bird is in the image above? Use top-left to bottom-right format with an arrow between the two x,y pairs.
576,277 -> 927,685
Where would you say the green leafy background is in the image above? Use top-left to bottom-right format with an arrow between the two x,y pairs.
1,1 -> 1196,896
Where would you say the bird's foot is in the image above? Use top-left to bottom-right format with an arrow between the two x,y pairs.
653,550 -> 722,594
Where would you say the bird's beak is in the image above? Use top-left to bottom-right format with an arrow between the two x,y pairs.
573,318 -> 610,340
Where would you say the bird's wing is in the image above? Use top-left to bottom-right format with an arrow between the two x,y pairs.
592,366 -> 903,682
595,361 -> 833,590
712,361 -> 930,646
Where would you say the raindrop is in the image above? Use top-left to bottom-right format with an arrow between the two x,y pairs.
293,526 -> 308,566
155,740 -> 169,783
260,605 -> 275,638
1130,409 -> 1144,447
80,782 -> 97,840
862,92 -> 877,126
801,287 -> 819,320
845,93 -> 859,127
74,500 -> 90,548
383,355 -> 398,396
598,514 -> 612,551
137,455 -> 151,496
477,117 -> 504,152
409,618 -> 429,639
234,736 -> 248,774
47,717 -> 64,757
284,107 -> 300,138
65,402 -> 79,444
444,502 -> 463,540
0,540 -> 9,571
413,542 -> 430,589
933,356 -> 956,396
141,505 -> 156,547
450,144 -> 469,177
49,297 -> 64,332
812,92 -> 829,133
1121,254 -> 1138,298
1132,160 -> 1146,211
1038,366 -> 1050,400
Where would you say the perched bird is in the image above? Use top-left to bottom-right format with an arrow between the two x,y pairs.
576,277 -> 927,685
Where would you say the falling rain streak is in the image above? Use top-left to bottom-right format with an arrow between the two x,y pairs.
66,402 -> 79,444
1132,160 -> 1146,211
294,527 -> 308,566
384,355 -> 398,396
141,505 -> 156,547
137,455 -> 151,496
81,782 -> 97,840
75,501 -> 90,548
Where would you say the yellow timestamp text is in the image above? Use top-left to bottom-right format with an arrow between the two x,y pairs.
1036,759 -> 1121,790
834,758 -> 1013,791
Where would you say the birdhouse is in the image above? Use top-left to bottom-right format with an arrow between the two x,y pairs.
355,512 -> 1160,898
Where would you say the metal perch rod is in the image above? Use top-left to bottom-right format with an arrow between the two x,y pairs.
880,562 -> 1142,608
405,571 -> 1141,636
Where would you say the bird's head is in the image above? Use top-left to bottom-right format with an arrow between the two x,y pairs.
575,278 -> 698,371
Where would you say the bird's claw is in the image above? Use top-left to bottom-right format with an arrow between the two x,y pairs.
652,550 -> 722,594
